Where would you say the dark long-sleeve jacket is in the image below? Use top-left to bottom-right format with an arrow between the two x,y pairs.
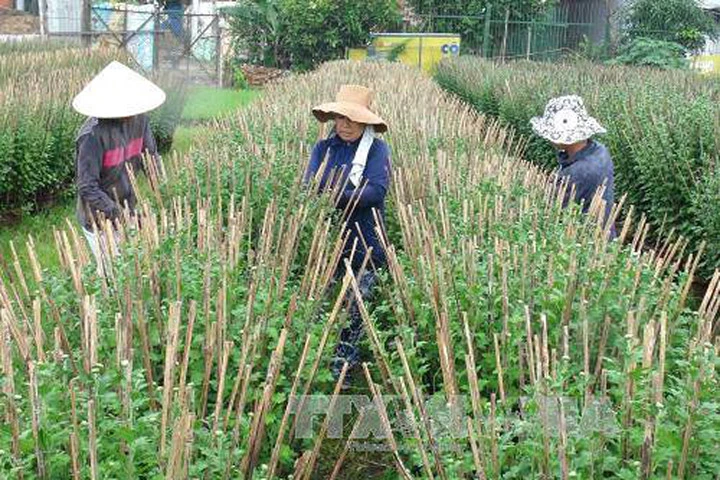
75,115 -> 157,230
557,139 -> 617,239
304,132 -> 391,272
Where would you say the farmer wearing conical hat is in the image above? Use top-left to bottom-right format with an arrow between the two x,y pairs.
531,95 -> 617,239
72,61 -> 166,275
305,85 -> 391,385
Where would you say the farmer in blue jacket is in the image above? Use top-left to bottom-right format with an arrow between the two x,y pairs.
304,84 -> 391,384
72,61 -> 166,275
531,95 -> 617,239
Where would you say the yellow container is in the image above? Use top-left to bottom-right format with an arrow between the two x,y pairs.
692,54 -> 720,75
348,48 -> 369,61
347,33 -> 461,74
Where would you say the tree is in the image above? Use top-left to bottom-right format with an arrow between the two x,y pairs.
228,0 -> 401,71
227,0 -> 283,67
406,0 -> 553,18
622,0 -> 718,52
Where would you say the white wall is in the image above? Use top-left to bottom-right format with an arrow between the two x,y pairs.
46,0 -> 81,33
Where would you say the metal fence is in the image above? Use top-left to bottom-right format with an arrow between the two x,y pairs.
414,1 -> 609,61
42,4 -> 225,84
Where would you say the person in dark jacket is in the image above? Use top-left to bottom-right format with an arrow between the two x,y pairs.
531,95 -> 617,239
305,84 -> 391,384
72,61 -> 166,275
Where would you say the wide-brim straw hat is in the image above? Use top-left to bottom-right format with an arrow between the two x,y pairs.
312,85 -> 388,133
531,95 -> 606,145
72,61 -> 166,118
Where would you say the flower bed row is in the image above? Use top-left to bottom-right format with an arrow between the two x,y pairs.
0,44 -> 186,215
435,57 -> 720,278
0,60 -> 717,478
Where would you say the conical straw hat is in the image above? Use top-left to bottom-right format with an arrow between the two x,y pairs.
312,85 -> 388,133
72,61 -> 166,118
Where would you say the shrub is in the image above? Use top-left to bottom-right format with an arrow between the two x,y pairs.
0,60 -> 717,478
0,47 -> 120,213
609,37 -> 689,69
621,0 -> 718,52
435,57 -> 720,275
227,0 -> 401,71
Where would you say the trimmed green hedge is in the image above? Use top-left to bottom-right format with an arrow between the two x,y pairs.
435,57 -> 720,276
0,46 -> 186,215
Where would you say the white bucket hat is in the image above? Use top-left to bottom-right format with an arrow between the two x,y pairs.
531,95 -> 606,145
72,61 -> 166,118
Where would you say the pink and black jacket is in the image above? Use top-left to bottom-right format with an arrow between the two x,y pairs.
75,115 -> 157,231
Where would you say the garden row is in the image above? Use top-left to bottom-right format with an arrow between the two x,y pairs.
0,44 -> 186,216
435,57 -> 720,278
0,60 -> 717,478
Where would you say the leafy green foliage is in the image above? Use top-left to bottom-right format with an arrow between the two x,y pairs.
227,0 -> 402,70
406,0 -> 553,18
225,0 -> 283,67
609,37 -> 689,69
435,57 -> 720,275
621,0 -> 718,52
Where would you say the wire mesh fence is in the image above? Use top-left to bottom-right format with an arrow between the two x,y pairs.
40,4 -> 224,84
413,2 -> 608,61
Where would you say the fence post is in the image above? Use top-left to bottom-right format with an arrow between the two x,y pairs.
82,0 -> 92,46
499,7 -> 509,62
153,8 -> 160,73
482,3 -> 492,58
37,0 -> 46,36
526,19 -> 533,60
216,14 -> 223,87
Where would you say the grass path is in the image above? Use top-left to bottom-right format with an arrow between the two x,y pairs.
0,86 -> 259,274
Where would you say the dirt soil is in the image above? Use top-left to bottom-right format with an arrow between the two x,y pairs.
0,9 -> 39,34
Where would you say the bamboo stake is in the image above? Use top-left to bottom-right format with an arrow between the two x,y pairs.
0,320 -> 22,479
593,316 -> 612,380
199,321 -> 217,420
211,340 -> 234,436
224,330 -> 251,432
291,274 -> 352,437
299,362 -> 349,480
267,334 -> 313,479
493,332 -> 506,404
329,407 -> 369,480
397,376 -> 436,480
166,409 -> 194,479
396,338 -> 448,480
69,381 -> 81,480
224,362 -> 253,477
177,301 -> 197,404
160,301 -> 182,460
27,361 -> 47,479
489,393 -> 500,476
525,305 -> 536,385
9,241 -> 30,299
558,397 -> 569,480
346,263 -> 396,392
242,328 -> 289,478
541,313 -> 550,380
135,301 -> 158,410
467,417 -> 487,480
3,307 -> 30,363
88,399 -> 99,480
362,363 -> 413,480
